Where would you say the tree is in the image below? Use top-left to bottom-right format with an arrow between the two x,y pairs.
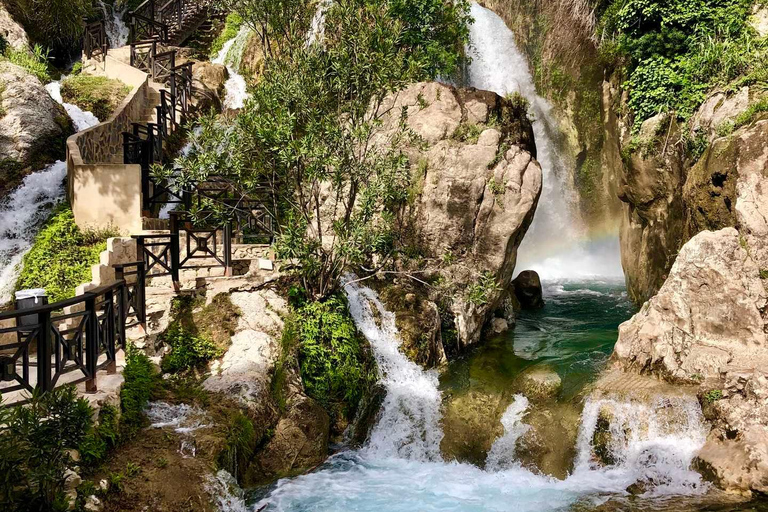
6,0 -> 93,61
173,0 -> 471,298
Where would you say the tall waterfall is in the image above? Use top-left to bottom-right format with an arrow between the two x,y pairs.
212,26 -> 252,110
0,84 -> 100,304
343,276 -> 444,461
466,3 -> 622,280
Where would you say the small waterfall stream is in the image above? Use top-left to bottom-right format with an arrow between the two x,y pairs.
99,1 -> 130,48
0,83 -> 100,304
212,26 -> 252,110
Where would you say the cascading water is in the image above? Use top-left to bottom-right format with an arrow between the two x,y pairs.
0,83 -> 100,304
212,26 -> 252,110
99,1 -> 130,48
466,3 -> 622,280
252,282 -> 709,511
343,277 -> 444,461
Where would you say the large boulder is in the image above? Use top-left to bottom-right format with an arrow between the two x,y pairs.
0,3 -> 28,51
190,61 -> 229,113
0,62 -> 72,169
512,270 -> 544,309
614,227 -> 768,382
440,389 -> 506,466
377,82 -> 542,348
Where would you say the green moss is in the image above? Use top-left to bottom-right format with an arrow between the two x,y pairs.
759,269 -> 768,280
60,75 -> 131,120
210,12 -> 243,60
294,294 -> 377,420
159,325 -> 223,374
451,122 -> 483,144
704,389 -> 723,403
16,204 -> 117,303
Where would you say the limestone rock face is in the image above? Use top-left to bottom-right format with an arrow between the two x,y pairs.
378,82 -> 542,348
0,4 -> 28,51
0,62 -> 70,167
618,113 -> 686,305
689,87 -> 759,143
614,228 -> 768,381
191,61 -> 229,113
204,288 -> 286,409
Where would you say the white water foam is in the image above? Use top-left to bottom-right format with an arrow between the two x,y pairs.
343,276 -> 444,461
0,162 -> 67,303
99,1 -> 130,48
255,282 -> 709,511
466,3 -> 623,280
206,470 -> 249,512
213,26 -> 252,110
46,81 -> 101,132
486,395 -> 530,471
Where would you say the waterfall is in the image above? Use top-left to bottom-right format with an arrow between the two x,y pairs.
99,1 -> 130,48
343,276 -> 444,461
466,3 -> 622,280
212,26 -> 252,110
0,83 -> 100,304
307,0 -> 332,46
571,396 -> 709,496
45,81 -> 100,132
485,395 -> 530,471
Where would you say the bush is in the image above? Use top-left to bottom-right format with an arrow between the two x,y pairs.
120,348 -> 158,436
3,44 -> 51,83
210,12 -> 243,60
294,294 -> 376,418
60,75 -> 131,120
216,411 -> 257,481
0,386 -> 94,511
16,204 -> 118,303
600,0 -> 766,128
5,0 -> 92,61
160,326 -> 223,374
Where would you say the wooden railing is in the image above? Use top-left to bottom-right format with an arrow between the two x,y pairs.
84,20 -> 108,60
0,262 -> 146,407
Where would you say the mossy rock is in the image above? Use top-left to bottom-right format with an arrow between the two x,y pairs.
515,402 -> 581,479
440,389 -> 507,466
516,365 -> 562,403
60,74 -> 131,120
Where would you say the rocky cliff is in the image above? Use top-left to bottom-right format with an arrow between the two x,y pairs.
376,81 -> 542,351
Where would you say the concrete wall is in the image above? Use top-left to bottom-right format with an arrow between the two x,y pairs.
66,52 -> 151,235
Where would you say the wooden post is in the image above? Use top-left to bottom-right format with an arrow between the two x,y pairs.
137,261 -> 148,333
84,294 -> 98,393
170,215 -> 181,289
36,310 -> 52,393
105,290 -> 117,374
224,222 -> 233,277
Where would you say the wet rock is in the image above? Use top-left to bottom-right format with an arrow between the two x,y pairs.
517,365 -> 562,402
490,317 -> 508,334
512,270 -> 544,309
349,383 -> 386,446
378,282 -> 447,368
0,62 -> 72,168
590,406 -> 618,467
191,61 -> 228,113
515,403 -> 580,479
440,390 -> 506,466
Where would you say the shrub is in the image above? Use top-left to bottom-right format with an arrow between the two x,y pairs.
467,271 -> 501,306
60,75 -> 131,120
0,386 -> 94,511
216,411 -> 257,481
16,204 -> 118,303
210,12 -> 244,60
5,0 -> 92,61
3,44 -> 51,83
160,326 -> 223,374
120,348 -> 158,436
294,294 -> 376,418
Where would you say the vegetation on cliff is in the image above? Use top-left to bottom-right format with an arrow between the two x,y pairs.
598,0 -> 767,128
171,0 -> 471,298
60,75 -> 131,120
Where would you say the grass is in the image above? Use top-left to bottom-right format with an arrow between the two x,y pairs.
60,75 -> 131,120
16,204 -> 119,303
2,44 -> 51,83
451,123 -> 483,144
